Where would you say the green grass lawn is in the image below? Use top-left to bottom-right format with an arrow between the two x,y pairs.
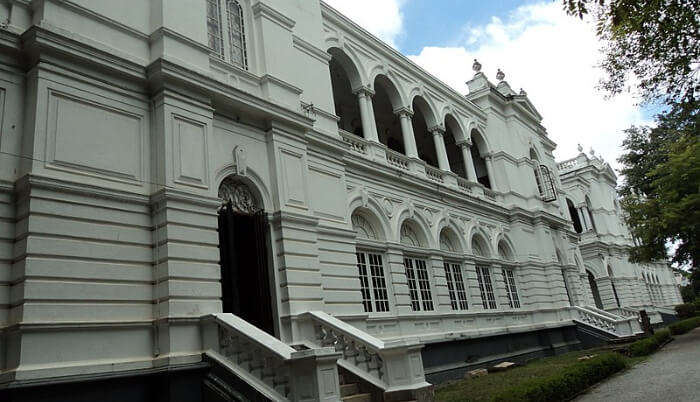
435,348 -> 646,402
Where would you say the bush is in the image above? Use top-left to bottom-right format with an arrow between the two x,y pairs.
674,302 -> 699,319
628,329 -> 671,357
490,353 -> 627,402
669,317 -> 700,335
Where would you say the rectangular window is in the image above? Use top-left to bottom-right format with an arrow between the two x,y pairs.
356,251 -> 389,313
404,257 -> 434,311
501,268 -> 521,308
444,262 -> 468,310
476,266 -> 497,309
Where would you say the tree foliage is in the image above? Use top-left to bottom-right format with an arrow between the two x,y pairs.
618,104 -> 699,268
563,0 -> 699,105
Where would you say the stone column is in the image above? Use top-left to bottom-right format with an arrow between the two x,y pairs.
355,87 -> 379,143
429,126 -> 451,171
396,108 -> 419,158
485,153 -> 498,191
458,141 -> 478,182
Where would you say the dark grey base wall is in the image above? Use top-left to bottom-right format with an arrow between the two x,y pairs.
0,361 -> 265,402
422,325 -> 582,384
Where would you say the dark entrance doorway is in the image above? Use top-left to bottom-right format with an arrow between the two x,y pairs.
587,270 -> 604,310
217,179 -> 275,336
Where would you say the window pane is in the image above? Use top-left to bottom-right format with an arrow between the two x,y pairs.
404,258 -> 420,311
206,0 -> 224,58
415,259 -> 433,311
444,262 -> 458,310
226,0 -> 248,68
369,253 -> 389,312
452,263 -> 469,310
356,252 -> 372,312
477,266 -> 496,309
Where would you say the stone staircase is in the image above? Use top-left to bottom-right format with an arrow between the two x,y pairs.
339,369 -> 417,402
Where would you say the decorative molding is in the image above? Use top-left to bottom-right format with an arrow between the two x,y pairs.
292,35 -> 332,63
252,2 -> 296,31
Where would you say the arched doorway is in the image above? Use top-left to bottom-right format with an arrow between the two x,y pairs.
218,177 -> 275,335
587,270 -> 603,309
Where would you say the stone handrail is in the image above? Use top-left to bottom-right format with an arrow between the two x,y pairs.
483,187 -> 497,201
299,311 -> 431,394
339,129 -> 369,155
425,165 -> 444,183
201,313 -> 341,402
456,176 -> 472,193
386,149 -> 410,171
571,306 -> 641,337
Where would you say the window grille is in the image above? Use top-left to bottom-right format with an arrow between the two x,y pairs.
476,266 -> 497,309
501,268 -> 521,308
206,0 -> 224,59
404,257 -> 434,311
206,0 -> 248,70
538,165 -> 557,202
444,262 -> 469,310
356,251 -> 389,312
226,0 -> 248,69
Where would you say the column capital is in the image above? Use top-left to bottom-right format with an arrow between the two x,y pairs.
394,107 -> 413,118
456,139 -> 473,148
353,86 -> 375,98
428,124 -> 446,136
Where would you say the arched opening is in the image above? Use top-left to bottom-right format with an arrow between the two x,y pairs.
498,240 -> 520,309
470,129 -> 491,188
567,198 -> 583,233
328,49 -> 363,137
472,233 -> 497,309
587,270 -> 604,309
400,219 -> 434,311
218,177 -> 275,335
584,196 -> 597,232
412,96 -> 439,167
351,209 -> 389,313
373,75 -> 404,153
441,227 -> 468,310
608,265 -> 621,307
530,149 -> 543,195
445,114 -> 466,178
556,249 -> 573,306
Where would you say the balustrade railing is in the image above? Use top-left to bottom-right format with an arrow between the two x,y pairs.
299,311 -> 431,395
201,313 -> 341,402
483,187 -> 497,201
386,149 -> 410,171
425,165 -> 444,183
571,306 -> 641,337
456,176 -> 472,193
339,129 -> 368,155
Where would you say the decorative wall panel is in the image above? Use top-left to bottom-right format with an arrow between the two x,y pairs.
172,115 -> 209,188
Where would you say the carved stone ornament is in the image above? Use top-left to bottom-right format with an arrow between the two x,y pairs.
400,222 -> 421,247
472,59 -> 482,73
218,178 -> 260,213
360,187 -> 369,208
351,213 -> 378,240
383,197 -> 393,218
496,69 -> 505,81
233,145 -> 247,176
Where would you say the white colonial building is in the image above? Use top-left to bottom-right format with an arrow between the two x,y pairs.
0,1 -> 680,401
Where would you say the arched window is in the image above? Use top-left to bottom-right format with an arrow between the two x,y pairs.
587,270 -> 604,309
400,220 -> 434,311
351,211 -> 389,313
472,234 -> 497,309
498,241 -> 520,309
441,228 -> 468,311
530,149 -> 557,202
206,0 -> 248,69
566,198 -> 583,233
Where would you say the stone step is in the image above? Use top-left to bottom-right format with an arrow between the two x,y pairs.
340,383 -> 359,398
342,393 -> 371,402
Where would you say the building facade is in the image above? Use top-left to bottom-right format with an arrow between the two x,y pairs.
0,1 -> 680,401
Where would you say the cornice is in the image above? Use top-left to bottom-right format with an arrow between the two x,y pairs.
14,174 -> 151,205
252,2 -> 296,31
292,35 -> 332,64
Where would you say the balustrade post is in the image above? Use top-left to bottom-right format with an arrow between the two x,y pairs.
429,126 -> 451,172
289,348 -> 342,402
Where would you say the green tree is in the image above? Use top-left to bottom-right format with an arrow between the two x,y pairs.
618,106 -> 699,269
563,0 -> 699,106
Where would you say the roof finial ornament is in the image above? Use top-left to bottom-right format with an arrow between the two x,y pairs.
496,68 -> 505,81
472,59 -> 482,73
519,88 -> 527,96
589,148 -> 596,157
577,144 -> 583,153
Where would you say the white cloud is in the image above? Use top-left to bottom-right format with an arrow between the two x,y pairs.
323,0 -> 405,48
407,2 -> 649,174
